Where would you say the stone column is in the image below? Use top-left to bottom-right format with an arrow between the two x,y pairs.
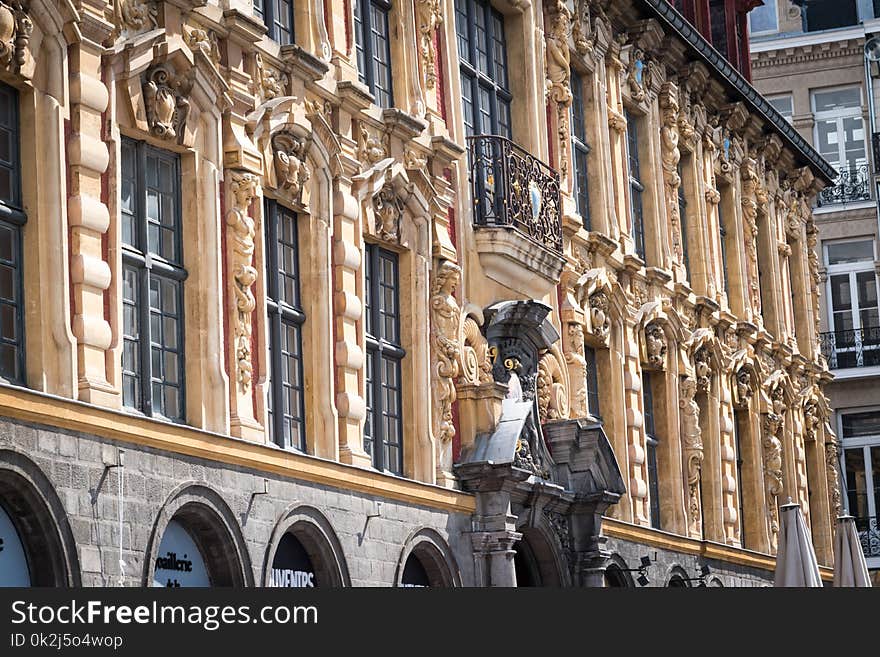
624,319 -> 649,525
68,11 -> 116,406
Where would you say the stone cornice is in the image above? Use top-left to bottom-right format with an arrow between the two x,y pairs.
0,384 -> 477,514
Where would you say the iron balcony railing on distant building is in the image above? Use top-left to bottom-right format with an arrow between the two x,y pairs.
467,134 -> 563,254
855,516 -> 880,559
819,327 -> 880,369
817,164 -> 871,206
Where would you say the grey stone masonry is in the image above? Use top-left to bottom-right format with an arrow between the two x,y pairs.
0,418 -> 473,587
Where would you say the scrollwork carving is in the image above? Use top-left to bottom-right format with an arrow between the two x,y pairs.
460,316 -> 493,386
143,64 -> 193,144
537,351 -> 569,424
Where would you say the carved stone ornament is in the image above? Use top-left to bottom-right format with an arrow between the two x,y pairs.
272,131 -> 311,202
693,346 -> 712,393
545,1 -> 572,181
253,53 -> 288,102
227,172 -> 261,392
644,322 -> 667,368
825,433 -> 842,520
565,322 -> 588,418
660,83 -> 683,264
109,0 -> 155,39
740,159 -> 762,317
803,397 -> 820,443
358,124 -> 387,166
588,291 -> 610,343
762,412 -> 784,550
571,0 -> 599,57
545,510 -> 571,554
416,0 -> 443,89
431,260 -> 462,462
460,316 -> 493,386
186,26 -> 220,66
537,350 -> 569,424
372,181 -> 403,242
626,48 -> 648,103
143,64 -> 193,144
734,367 -> 752,408
680,376 -> 703,536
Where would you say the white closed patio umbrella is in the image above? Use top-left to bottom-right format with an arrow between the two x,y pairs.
833,515 -> 873,587
774,500 -> 822,587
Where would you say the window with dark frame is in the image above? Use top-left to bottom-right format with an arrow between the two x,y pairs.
121,138 -> 186,422
570,69 -> 591,229
354,0 -> 394,108
585,345 -> 601,419
642,371 -> 661,529
625,110 -> 646,260
454,0 -> 511,139
364,244 -> 405,475
0,83 -> 24,384
253,0 -> 295,45
265,200 -> 306,451
677,160 -> 691,280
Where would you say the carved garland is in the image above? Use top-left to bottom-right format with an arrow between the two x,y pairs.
431,261 -> 461,472
660,83 -> 683,264
416,0 -> 443,90
537,350 -> 569,424
644,321 -> 667,369
227,172 -> 261,392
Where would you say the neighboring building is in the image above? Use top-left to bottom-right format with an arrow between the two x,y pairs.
750,0 -> 880,582
0,0 -> 836,588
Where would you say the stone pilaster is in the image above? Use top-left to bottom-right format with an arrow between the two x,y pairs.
68,12 -> 116,407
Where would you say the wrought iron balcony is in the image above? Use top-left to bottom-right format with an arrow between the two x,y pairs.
854,516 -> 880,559
819,328 -> 880,369
467,134 -> 563,254
817,164 -> 871,206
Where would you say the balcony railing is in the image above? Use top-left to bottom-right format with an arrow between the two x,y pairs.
817,164 -> 871,206
467,134 -> 563,254
855,516 -> 880,559
819,328 -> 880,369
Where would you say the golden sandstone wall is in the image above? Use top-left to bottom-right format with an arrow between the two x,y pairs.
1,0 -> 838,566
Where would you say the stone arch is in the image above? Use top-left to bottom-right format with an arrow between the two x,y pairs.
604,554 -> 634,587
262,503 -> 350,587
665,564 -> 691,587
514,521 -> 570,588
0,449 -> 80,586
144,482 -> 252,587
394,527 -> 462,588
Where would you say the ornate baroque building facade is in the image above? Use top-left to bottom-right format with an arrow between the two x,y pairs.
0,0 -> 838,587
750,0 -> 880,583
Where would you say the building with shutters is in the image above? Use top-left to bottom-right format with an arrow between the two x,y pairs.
749,0 -> 880,584
0,0 -> 838,588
